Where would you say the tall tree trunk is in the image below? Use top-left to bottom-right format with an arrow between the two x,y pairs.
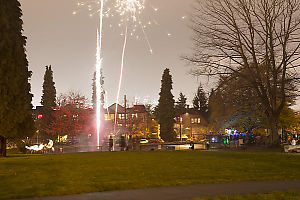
269,116 -> 280,146
0,136 -> 7,157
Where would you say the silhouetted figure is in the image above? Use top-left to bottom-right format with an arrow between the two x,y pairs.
109,137 -> 113,151
190,141 -> 194,150
120,136 -> 126,151
206,142 -> 210,150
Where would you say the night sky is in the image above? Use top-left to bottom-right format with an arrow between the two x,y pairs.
19,0 -> 208,108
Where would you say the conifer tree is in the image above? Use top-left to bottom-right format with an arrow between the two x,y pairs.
0,0 -> 35,156
40,66 -> 56,139
157,68 -> 176,142
92,69 -> 105,110
175,92 -> 187,117
92,72 -> 97,109
193,84 -> 208,116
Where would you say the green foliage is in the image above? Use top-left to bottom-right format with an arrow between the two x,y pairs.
92,69 -> 105,110
175,92 -> 187,117
41,66 -> 56,110
157,68 -> 176,142
92,72 -> 97,109
193,84 -> 208,117
208,73 -> 264,133
278,103 -> 298,130
0,0 -> 34,152
40,66 -> 56,138
209,70 -> 297,135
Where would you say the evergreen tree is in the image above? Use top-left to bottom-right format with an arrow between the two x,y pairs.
157,68 -> 176,142
92,69 -> 105,110
0,0 -> 35,156
175,92 -> 187,117
40,65 -> 56,139
193,84 -> 208,116
92,72 -> 96,109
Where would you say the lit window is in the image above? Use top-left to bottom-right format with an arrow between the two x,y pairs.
110,114 -> 114,120
191,118 -> 201,124
119,114 -> 125,119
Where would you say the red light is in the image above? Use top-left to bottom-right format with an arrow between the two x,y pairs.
38,114 -> 43,119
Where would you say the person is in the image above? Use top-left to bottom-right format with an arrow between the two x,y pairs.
190,141 -> 194,150
120,136 -> 126,151
287,135 -> 292,144
292,139 -> 296,146
206,141 -> 210,150
109,136 -> 113,151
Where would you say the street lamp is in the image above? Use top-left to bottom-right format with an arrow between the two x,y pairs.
179,116 -> 183,142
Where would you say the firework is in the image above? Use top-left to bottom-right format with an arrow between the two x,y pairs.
96,0 -> 104,148
114,25 -> 128,131
115,0 -> 145,21
73,0 -> 183,140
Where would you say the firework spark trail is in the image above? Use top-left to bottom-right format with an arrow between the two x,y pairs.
114,24 -> 128,132
138,15 -> 153,54
113,0 -> 146,133
96,0 -> 104,148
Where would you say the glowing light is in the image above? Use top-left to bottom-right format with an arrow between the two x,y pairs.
96,0 -> 104,148
25,140 -> 54,152
116,0 -> 145,21
74,0 -> 180,138
114,25 -> 128,130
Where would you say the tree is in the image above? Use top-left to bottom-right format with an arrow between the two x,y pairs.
193,84 -> 208,117
40,65 -> 56,139
209,68 -> 298,135
175,92 -> 187,117
144,104 -> 157,133
157,68 -> 176,142
46,92 -> 91,138
92,69 -> 105,110
0,0 -> 35,157
187,0 -> 300,145
92,72 -> 97,109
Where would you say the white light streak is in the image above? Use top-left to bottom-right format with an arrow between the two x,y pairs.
114,24 -> 128,131
96,0 -> 104,148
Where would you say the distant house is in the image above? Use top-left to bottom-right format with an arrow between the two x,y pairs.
103,104 -> 149,136
104,103 -> 125,122
32,106 -> 43,120
175,108 -> 208,141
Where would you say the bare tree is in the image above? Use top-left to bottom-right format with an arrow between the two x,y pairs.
187,0 -> 300,144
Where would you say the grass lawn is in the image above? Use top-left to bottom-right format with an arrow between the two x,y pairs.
192,190 -> 300,200
1,151 -> 300,199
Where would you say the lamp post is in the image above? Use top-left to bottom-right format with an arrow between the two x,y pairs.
180,116 -> 182,142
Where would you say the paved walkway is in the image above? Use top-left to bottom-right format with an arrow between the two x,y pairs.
20,180 -> 300,200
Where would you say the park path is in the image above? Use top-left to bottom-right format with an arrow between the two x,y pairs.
18,180 -> 300,200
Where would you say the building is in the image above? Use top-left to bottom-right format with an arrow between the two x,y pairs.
103,103 -> 150,136
175,108 -> 208,141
